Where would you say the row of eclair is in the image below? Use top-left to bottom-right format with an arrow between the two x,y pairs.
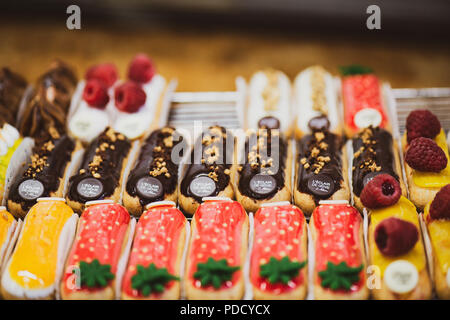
0,176 -> 448,300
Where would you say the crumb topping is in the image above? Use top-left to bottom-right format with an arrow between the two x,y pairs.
310,66 -> 328,115
300,130 -> 332,175
352,126 -> 382,173
262,69 -> 280,111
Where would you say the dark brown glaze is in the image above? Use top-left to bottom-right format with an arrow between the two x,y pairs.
68,127 -> 131,204
180,126 -> 234,203
258,116 -> 280,130
18,60 -> 77,139
237,128 -> 287,200
8,128 -> 75,211
126,127 -> 182,207
352,126 -> 399,196
296,130 -> 343,203
0,67 -> 27,127
308,115 -> 330,132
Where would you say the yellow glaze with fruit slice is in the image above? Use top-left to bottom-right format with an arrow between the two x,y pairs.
0,207 -> 14,249
412,130 -> 450,188
7,199 -> 73,289
370,196 -> 426,276
424,203 -> 450,275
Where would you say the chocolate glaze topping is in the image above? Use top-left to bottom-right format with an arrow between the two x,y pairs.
297,130 -> 343,203
258,116 -> 280,130
9,128 -> 75,211
0,68 -> 27,126
352,126 -> 399,196
238,128 -> 287,200
180,126 -> 234,202
18,61 -> 77,139
308,115 -> 330,132
68,127 -> 131,203
126,127 -> 181,206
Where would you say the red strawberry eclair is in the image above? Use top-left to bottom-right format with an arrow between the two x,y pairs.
121,201 -> 187,300
185,197 -> 249,300
310,200 -> 369,300
340,66 -> 390,138
250,202 -> 308,300
61,200 -> 135,300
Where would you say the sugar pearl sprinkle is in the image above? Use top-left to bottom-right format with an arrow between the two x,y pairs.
252,205 -> 305,275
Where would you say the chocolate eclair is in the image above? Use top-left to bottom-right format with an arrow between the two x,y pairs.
7,128 -> 81,218
18,60 -> 77,139
294,130 -> 350,215
179,125 -> 235,215
352,126 -> 405,211
124,127 -> 182,216
66,127 -> 131,213
0,67 -> 27,126
236,128 -> 292,213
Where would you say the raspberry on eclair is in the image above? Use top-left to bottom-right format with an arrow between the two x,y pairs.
363,175 -> 432,300
351,126 -> 406,211
423,184 -> 450,299
402,109 -> 450,209
68,63 -> 118,144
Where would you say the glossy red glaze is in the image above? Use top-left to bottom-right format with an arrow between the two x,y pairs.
63,203 -> 130,293
342,74 -> 388,132
250,204 -> 306,294
187,200 -> 247,290
313,203 -> 364,292
121,204 -> 186,298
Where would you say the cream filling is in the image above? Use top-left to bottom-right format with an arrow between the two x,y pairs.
247,71 -> 292,132
294,67 -> 339,134
68,80 -> 111,144
113,75 -> 166,140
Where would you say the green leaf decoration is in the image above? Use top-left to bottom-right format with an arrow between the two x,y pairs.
79,259 -> 115,288
193,257 -> 240,289
131,263 -> 179,296
339,65 -> 374,76
318,261 -> 363,291
260,256 -> 306,285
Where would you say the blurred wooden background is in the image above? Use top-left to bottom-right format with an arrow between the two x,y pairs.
1,1 -> 449,91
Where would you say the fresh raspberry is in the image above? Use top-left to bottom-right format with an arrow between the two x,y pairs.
375,217 -> 418,256
82,79 -> 109,108
406,109 -> 441,143
127,54 -> 156,83
429,184 -> 450,220
114,81 -> 146,113
405,137 -> 447,172
360,174 -> 401,209
85,63 -> 118,88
